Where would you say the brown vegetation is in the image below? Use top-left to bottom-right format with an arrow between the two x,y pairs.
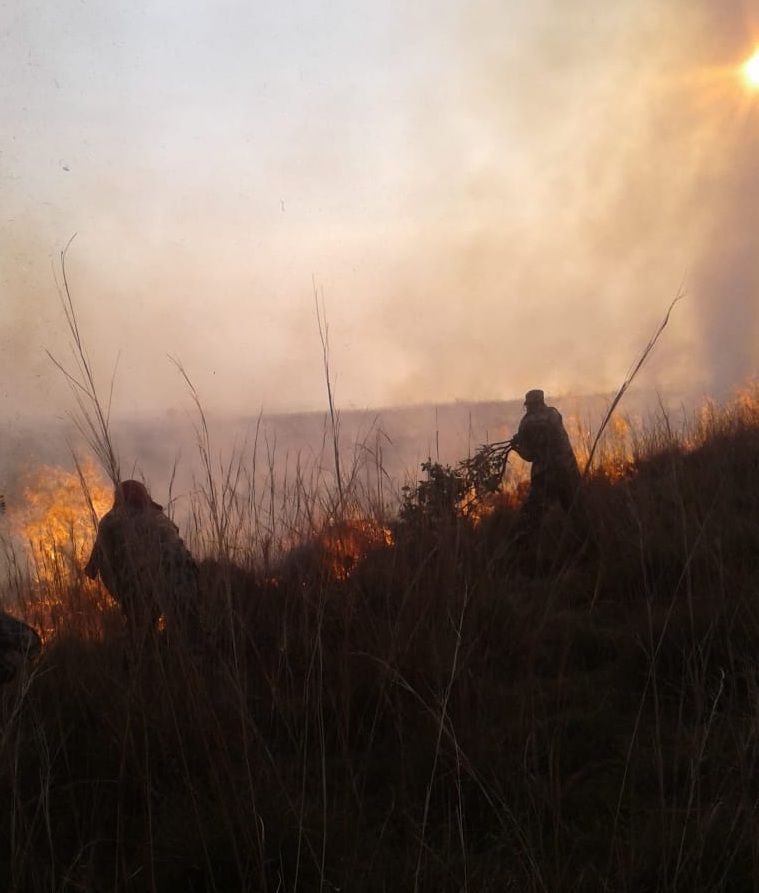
1,385 -> 758,891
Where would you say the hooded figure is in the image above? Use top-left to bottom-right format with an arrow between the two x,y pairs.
85,480 -> 199,644
511,390 -> 583,533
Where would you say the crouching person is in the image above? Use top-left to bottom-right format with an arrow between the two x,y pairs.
0,610 -> 41,684
85,479 -> 200,655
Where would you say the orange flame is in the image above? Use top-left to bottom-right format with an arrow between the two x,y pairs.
318,518 -> 392,580
7,460 -> 113,638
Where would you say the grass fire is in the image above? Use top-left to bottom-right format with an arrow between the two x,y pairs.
1,384 -> 759,891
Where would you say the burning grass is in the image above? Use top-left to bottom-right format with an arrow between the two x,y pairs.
1,384 -> 759,891
2,460 -> 113,641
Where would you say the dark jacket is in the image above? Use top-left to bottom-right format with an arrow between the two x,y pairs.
512,404 -> 581,485
85,502 -> 198,627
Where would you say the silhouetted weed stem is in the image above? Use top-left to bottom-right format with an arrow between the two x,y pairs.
584,290 -> 683,477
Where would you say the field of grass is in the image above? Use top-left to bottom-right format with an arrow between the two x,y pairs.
1,385 -> 759,892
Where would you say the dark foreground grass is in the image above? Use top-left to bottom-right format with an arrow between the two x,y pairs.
2,393 -> 759,892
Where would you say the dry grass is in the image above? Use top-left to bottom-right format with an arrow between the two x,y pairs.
1,384 -> 758,891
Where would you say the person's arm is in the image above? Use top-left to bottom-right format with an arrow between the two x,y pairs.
84,512 -> 117,581
84,538 -> 102,579
512,417 -> 548,462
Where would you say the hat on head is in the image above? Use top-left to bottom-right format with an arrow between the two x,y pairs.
115,479 -> 163,511
524,389 -> 545,407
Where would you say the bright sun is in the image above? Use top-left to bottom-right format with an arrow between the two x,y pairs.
743,49 -> 759,89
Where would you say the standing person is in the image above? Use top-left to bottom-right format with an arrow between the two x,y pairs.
85,479 -> 199,649
511,389 -> 584,537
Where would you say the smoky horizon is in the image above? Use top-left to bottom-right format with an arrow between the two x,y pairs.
1,0 -> 757,421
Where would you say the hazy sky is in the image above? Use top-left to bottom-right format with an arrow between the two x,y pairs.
2,0 -> 758,419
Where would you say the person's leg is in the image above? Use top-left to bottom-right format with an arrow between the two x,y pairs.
515,473 -> 549,540
556,475 -> 597,556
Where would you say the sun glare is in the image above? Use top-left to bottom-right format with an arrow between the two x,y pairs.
743,49 -> 759,89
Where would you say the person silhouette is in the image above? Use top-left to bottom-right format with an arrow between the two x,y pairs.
85,480 -> 199,648
511,390 -> 585,537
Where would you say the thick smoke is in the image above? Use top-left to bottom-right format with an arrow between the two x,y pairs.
1,0 -> 757,420
377,0 -> 759,405
689,128 -> 758,395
